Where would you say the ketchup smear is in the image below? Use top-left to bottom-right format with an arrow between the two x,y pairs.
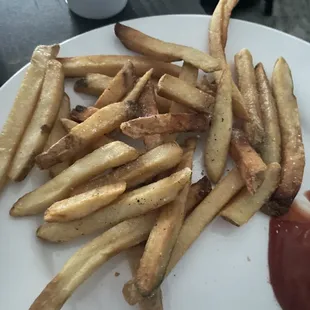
269,191 -> 310,310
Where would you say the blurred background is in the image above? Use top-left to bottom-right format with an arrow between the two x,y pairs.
0,0 -> 309,86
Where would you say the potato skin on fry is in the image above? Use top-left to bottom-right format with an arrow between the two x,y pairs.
74,74 -> 112,96
70,105 -> 98,123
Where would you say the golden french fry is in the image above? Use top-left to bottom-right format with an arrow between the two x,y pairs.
115,23 -> 221,73
60,118 -> 78,133
205,69 -> 232,183
0,45 -> 59,190
45,94 -> 71,178
221,163 -> 281,226
74,73 -> 112,96
58,55 -> 180,78
70,105 -> 98,122
263,57 -> 305,216
44,182 -> 126,222
30,213 -> 158,310
94,61 -> 136,108
121,113 -> 210,139
230,128 -> 267,194
8,60 -> 64,181
11,142 -> 138,216
255,63 -> 281,164
157,74 -> 214,113
235,49 -> 264,147
154,91 -> 172,113
135,138 -> 196,297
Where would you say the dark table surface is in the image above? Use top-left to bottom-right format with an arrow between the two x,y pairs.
1,0 -> 309,86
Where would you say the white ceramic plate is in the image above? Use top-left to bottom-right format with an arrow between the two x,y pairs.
1,15 -> 310,310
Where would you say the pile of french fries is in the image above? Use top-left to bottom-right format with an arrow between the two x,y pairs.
0,0 -> 305,309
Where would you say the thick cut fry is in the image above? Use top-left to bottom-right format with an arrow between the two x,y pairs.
205,69 -> 232,183
221,163 -> 281,226
11,142 -> 138,216
45,94 -> 71,178
127,245 -> 163,310
121,113 -> 210,139
74,73 -> 112,96
0,44 -> 59,190
94,61 -> 136,108
58,55 -> 180,78
72,142 -> 182,196
115,23 -> 221,73
37,168 -> 191,242
255,63 -> 281,164
154,91 -> 172,113
45,182 -> 126,222
208,0 -> 248,120
178,62 -> 199,86
135,138 -> 196,297
235,49 -> 264,147
60,118 -> 78,133
196,75 -> 217,96
70,105 -> 98,122
264,57 -> 305,216
36,69 -> 152,169
158,74 -> 215,113
230,128 -> 267,194
30,214 -> 157,310
8,60 -> 64,181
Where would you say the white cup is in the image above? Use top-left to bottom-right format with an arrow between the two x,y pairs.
67,0 -> 128,19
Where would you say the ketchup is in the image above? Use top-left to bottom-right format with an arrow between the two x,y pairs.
269,192 -> 310,310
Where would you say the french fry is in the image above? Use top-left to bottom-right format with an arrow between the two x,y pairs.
235,49 -> 264,147
230,128 -> 267,194
74,73 -> 112,96
37,168 -> 191,242
36,69 -> 152,169
121,113 -> 210,139
115,23 -> 221,73
71,142 -> 182,195
205,68 -> 232,183
196,75 -> 217,96
127,245 -> 163,310
58,55 -> 180,78
8,60 -> 64,181
70,105 -> 98,122
135,138 -> 196,297
60,118 -> 78,133
221,163 -> 281,226
0,44 -> 59,190
44,182 -> 126,222
30,214 -> 158,310
263,57 -> 305,216
154,91 -> 172,113
94,61 -> 136,108
208,0 -> 248,120
157,74 -> 215,113
45,94 -> 71,178
255,63 -> 281,164
10,142 -> 138,216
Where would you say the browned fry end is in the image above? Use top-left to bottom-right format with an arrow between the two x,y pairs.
70,105 -> 99,123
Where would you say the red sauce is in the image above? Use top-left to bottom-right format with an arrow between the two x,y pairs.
269,192 -> 310,310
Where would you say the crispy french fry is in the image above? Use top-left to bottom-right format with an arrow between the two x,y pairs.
157,74 -> 214,113
255,63 -> 281,164
36,69 -> 152,169
70,105 -> 98,122
44,182 -> 126,222
8,60 -> 64,181
205,68 -> 232,183
30,214 -> 158,310
135,138 -> 196,297
230,128 -> 267,194
208,0 -> 248,120
127,245 -> 164,310
263,57 -> 305,216
11,142 -> 138,216
115,23 -> 221,73
121,113 -> 210,139
60,118 -> 78,133
37,168 -> 191,242
58,55 -> 180,78
235,49 -> 264,147
45,94 -> 71,178
221,163 -> 281,226
74,73 -> 112,96
71,142 -> 182,195
0,45 -> 59,190
94,61 -> 136,108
